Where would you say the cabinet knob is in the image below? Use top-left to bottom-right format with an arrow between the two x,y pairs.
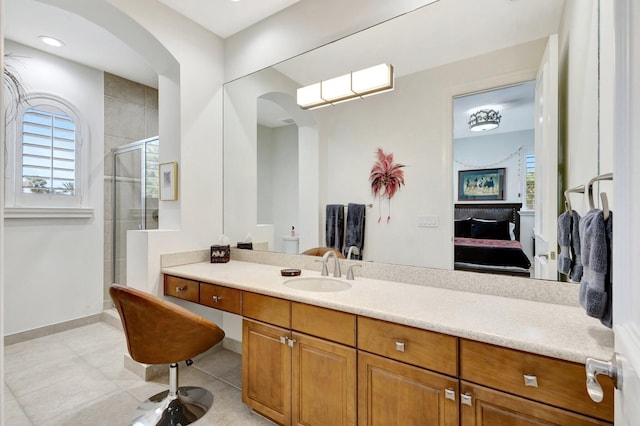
523,374 -> 539,388
444,388 -> 456,401
461,393 -> 473,406
287,338 -> 297,347
395,341 -> 405,352
212,296 -> 222,303
175,286 -> 185,292
279,336 -> 288,345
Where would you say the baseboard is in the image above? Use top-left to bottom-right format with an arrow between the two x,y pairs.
223,337 -> 242,354
4,313 -> 103,346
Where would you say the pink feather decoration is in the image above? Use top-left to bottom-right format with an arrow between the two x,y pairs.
369,148 -> 405,200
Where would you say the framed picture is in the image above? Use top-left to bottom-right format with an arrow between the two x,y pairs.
458,168 -> 505,201
160,162 -> 178,201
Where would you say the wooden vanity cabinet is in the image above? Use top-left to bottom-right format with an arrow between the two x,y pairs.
460,339 -> 613,425
357,317 -> 459,426
242,293 -> 357,426
460,382 -> 611,426
164,275 -> 199,303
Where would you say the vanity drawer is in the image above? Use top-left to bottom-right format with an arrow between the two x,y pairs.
291,302 -> 355,346
164,275 -> 199,303
357,316 -> 458,376
243,292 -> 291,328
460,339 -> 614,422
200,283 -> 242,314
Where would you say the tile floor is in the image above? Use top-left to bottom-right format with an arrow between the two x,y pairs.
4,322 -> 274,425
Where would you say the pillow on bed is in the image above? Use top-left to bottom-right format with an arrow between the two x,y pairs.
470,219 -> 511,240
454,218 -> 472,237
471,218 -> 516,240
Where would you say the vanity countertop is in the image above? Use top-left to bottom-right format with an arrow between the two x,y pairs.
162,260 -> 614,364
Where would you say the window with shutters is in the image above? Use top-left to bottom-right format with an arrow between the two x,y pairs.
5,94 -> 86,211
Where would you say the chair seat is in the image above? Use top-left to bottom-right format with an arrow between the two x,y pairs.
110,284 -> 225,365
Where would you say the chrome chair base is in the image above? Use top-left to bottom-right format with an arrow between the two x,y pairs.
130,386 -> 213,426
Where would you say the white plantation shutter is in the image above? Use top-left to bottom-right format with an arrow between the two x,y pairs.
21,108 -> 77,195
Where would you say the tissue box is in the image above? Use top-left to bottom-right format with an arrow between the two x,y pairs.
210,245 -> 230,263
237,242 -> 253,250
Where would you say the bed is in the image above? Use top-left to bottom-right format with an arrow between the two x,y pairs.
454,203 -> 532,277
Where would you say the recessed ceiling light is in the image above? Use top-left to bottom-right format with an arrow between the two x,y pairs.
39,36 -> 64,47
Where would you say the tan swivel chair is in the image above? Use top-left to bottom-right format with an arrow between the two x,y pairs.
110,284 -> 225,425
301,247 -> 345,258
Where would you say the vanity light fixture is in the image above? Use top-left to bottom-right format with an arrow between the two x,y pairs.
38,35 -> 64,47
297,63 -> 394,110
468,109 -> 501,132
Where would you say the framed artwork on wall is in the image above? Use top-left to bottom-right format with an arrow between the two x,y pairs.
160,162 -> 178,201
458,168 -> 505,201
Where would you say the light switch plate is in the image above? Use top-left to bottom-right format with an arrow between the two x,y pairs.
417,215 -> 439,227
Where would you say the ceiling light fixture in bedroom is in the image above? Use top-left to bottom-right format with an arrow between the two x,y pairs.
468,109 -> 501,132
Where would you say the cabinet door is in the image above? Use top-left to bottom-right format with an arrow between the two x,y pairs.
460,382 -> 612,426
291,332 -> 356,426
242,319 -> 292,425
358,351 -> 459,426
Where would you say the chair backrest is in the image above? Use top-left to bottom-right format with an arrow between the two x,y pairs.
302,247 -> 345,258
110,284 -> 225,365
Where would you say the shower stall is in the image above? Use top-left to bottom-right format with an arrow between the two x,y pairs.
111,137 -> 159,285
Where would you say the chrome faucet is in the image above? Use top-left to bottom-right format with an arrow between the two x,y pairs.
321,250 -> 341,277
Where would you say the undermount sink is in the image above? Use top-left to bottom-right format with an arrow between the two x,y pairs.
283,276 -> 352,292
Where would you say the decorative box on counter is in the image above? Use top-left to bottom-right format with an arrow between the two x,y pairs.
237,242 -> 253,250
210,245 -> 230,263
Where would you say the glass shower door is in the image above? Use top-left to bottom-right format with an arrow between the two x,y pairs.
112,137 -> 159,285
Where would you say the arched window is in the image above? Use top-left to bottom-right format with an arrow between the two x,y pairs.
6,93 -> 86,211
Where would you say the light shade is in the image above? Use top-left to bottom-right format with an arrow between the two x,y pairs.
296,63 -> 394,110
352,64 -> 394,96
468,109 -> 501,132
296,83 -> 324,109
321,74 -> 356,103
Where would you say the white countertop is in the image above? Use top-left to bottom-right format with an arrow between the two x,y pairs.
162,260 -> 614,364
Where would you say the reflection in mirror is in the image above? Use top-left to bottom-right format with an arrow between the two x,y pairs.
257,96 -> 299,253
224,0 -> 603,282
452,83 -> 536,278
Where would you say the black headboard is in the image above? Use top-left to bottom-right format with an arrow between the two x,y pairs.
454,203 -> 523,241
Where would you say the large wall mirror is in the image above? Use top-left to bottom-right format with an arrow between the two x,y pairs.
224,0 -> 608,283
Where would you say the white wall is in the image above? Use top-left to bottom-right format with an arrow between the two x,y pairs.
3,41 -> 104,334
257,124 -> 299,253
559,0 -> 609,214
453,130 -> 535,204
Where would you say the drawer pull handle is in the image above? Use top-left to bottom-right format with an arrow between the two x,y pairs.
175,286 -> 186,292
279,336 -> 288,345
395,341 -> 405,352
524,374 -> 539,388
444,388 -> 456,401
212,296 -> 222,303
287,338 -> 297,347
461,393 -> 472,406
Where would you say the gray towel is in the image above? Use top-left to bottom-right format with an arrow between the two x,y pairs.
343,203 -> 366,260
325,204 -> 344,252
579,209 -> 612,327
569,211 -> 583,282
557,211 -> 572,274
601,212 -> 613,328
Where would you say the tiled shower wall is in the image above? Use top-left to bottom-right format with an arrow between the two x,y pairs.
103,73 -> 159,309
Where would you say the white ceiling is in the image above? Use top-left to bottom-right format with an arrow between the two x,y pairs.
158,0 -> 301,39
3,0 -> 303,88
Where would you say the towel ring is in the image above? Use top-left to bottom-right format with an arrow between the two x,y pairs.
587,172 -> 613,209
564,184 -> 585,217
